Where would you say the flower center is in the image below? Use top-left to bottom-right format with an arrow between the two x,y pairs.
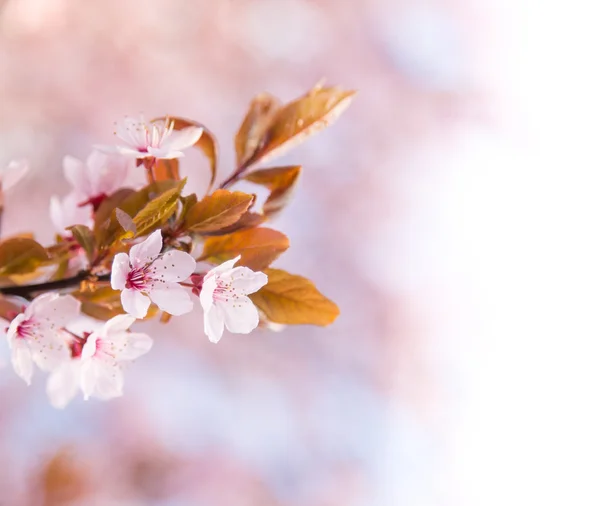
16,318 -> 37,339
126,266 -> 149,291
78,193 -> 108,212
212,279 -> 240,303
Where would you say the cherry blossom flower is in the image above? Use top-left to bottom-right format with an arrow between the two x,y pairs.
111,230 -> 196,318
79,314 -> 152,401
6,293 -> 81,385
97,115 -> 203,160
50,192 -> 94,235
62,150 -> 134,210
0,159 -> 29,192
199,256 -> 268,343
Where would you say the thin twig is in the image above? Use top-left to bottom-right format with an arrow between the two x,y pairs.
0,272 -> 111,298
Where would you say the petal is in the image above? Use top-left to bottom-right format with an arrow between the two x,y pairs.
32,294 -> 81,325
150,250 -> 196,282
129,230 -> 162,268
147,147 -> 184,159
121,289 -> 151,319
224,267 -> 268,295
63,155 -> 91,195
204,304 -> 225,343
81,333 -> 99,360
46,361 -> 82,409
222,295 -> 260,334
102,314 -> 135,336
111,253 -> 130,290
11,342 -> 33,385
199,275 -> 217,312
148,283 -> 194,316
6,313 -> 26,346
108,332 -> 153,361
162,126 -> 203,151
206,256 -> 241,278
31,332 -> 70,372
49,193 -> 93,234
80,359 -> 124,400
2,159 -> 29,192
87,151 -> 130,195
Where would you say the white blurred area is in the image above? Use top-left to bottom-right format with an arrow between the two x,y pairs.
0,0 -> 599,504
383,1 -> 600,504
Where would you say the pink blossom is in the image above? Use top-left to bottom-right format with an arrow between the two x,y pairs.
62,150 -> 134,209
6,293 -> 81,385
49,192 -> 94,235
97,115 -> 203,160
199,256 -> 268,343
111,230 -> 196,318
0,159 -> 29,192
79,314 -> 152,401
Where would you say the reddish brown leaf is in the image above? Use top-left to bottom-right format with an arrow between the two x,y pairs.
201,211 -> 266,236
199,227 -> 289,270
184,189 -> 254,233
154,117 -> 218,191
241,85 -> 356,168
235,93 -> 281,169
250,268 -> 339,326
153,158 -> 180,182
244,165 -> 301,217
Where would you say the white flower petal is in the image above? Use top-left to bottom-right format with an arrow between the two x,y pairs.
129,230 -> 162,268
31,332 -> 70,372
225,267 -> 268,295
6,313 -> 26,346
111,253 -> 130,290
49,192 -> 93,234
121,289 -> 151,319
147,147 -> 184,159
46,361 -> 82,409
11,342 -> 33,385
102,314 -> 136,335
162,126 -> 203,151
2,159 -> 29,192
81,359 -> 124,400
63,155 -> 91,195
87,151 -> 131,196
206,256 -> 241,278
81,333 -> 99,361
109,332 -> 153,361
199,274 -> 217,312
204,304 -> 225,343
149,283 -> 194,316
222,295 -> 260,334
151,250 -> 196,282
32,294 -> 81,325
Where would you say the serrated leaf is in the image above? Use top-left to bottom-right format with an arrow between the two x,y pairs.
0,237 -> 49,275
244,165 -> 301,218
241,85 -> 355,168
249,268 -> 339,326
132,178 -> 186,237
199,227 -> 289,270
184,189 -> 254,233
235,93 -> 281,169
66,225 -> 97,263
153,117 -> 218,192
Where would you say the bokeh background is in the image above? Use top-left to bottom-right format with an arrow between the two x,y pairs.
1,0 -> 600,505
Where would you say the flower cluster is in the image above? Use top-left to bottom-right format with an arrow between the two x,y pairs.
0,84 -> 351,408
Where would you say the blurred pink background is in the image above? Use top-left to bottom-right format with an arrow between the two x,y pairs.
2,0 -> 599,505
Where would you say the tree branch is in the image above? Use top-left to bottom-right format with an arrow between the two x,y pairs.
0,272 -> 110,298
